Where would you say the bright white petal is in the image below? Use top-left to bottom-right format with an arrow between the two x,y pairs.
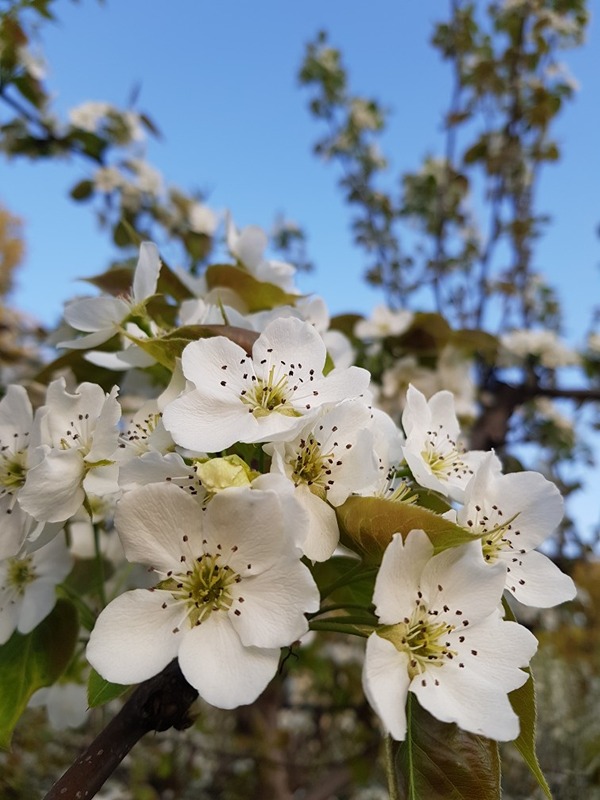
63,296 -> 129,333
374,531 -> 433,624
203,488 -> 291,575
296,487 -> 340,562
230,560 -> 317,648
17,582 -> 57,634
86,589 -> 182,685
19,449 -> 84,523
363,633 -> 411,741
422,541 -> 506,624
235,225 -> 268,271
253,317 -> 326,379
163,386 -> 253,452
178,614 -> 279,708
132,241 -> 161,302
0,384 -> 33,434
412,662 -> 521,741
115,483 -> 203,569
504,549 -> 576,607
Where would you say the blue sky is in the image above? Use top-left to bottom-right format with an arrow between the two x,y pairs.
3,0 -> 599,337
1,0 -> 599,542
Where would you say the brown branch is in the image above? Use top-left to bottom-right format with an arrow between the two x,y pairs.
43,660 -> 198,800
469,380 -> 600,451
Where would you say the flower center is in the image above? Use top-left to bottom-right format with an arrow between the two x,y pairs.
59,413 -> 93,451
465,504 -> 521,564
421,428 -> 472,484
160,554 -> 241,627
241,365 -> 301,418
119,411 -> 163,454
379,612 -> 456,679
290,434 -> 335,497
6,555 -> 37,595
0,448 -> 27,494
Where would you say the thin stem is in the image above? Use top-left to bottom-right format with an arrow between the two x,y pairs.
93,524 -> 107,608
308,602 -> 375,619
309,620 -> 371,637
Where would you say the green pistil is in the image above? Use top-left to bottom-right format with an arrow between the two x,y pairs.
481,521 -> 512,563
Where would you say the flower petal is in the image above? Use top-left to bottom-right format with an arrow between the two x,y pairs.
115,482 -> 203,569
363,633 -> 411,741
86,589 -> 182,685
178,614 -> 279,708
229,560 -> 317,648
504,549 -> 576,607
373,531 -> 433,624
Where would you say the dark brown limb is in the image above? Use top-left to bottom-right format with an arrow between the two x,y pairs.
469,379 -> 600,452
43,660 -> 198,800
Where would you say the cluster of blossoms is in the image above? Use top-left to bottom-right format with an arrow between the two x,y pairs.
0,224 -> 576,744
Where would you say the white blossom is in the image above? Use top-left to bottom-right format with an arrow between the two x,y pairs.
265,401 -> 378,561
87,483 -> 319,709
163,317 -> 370,453
401,385 -> 490,502
0,535 -> 73,644
355,306 -> 413,340
455,454 -> 576,607
59,242 -> 162,351
500,329 -> 579,369
29,682 -> 89,730
19,379 -> 120,524
363,530 -> 537,741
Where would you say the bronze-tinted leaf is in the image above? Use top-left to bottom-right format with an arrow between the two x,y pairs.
393,697 -> 501,800
205,264 -> 299,312
126,324 -> 259,371
336,495 -> 477,564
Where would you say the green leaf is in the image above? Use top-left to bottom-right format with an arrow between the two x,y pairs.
451,328 -> 499,359
311,555 -> 376,607
394,696 -> 501,800
87,668 -> 130,708
70,179 -> 94,201
0,599 -> 79,748
205,264 -> 299,312
509,672 -> 552,799
85,265 -> 133,294
330,312 -> 362,339
157,260 -> 195,302
113,219 -> 133,247
388,312 -> 451,356
126,324 -> 259,371
503,599 -> 552,798
336,495 -> 477,563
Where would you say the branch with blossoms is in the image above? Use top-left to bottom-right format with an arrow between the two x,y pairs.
0,224 -> 577,799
